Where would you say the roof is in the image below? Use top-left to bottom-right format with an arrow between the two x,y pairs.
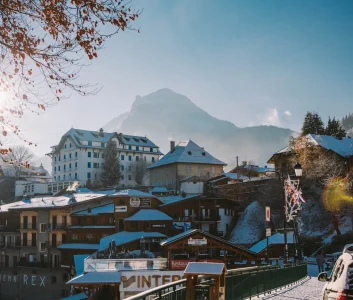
249,232 -> 295,253
267,146 -> 294,164
99,231 -> 167,251
60,293 -> 87,300
148,140 -> 226,169
124,209 -> 172,221
151,187 -> 168,193
111,189 -> 157,198
159,194 -> 200,206
57,243 -> 100,250
184,262 -> 226,275
117,133 -> 159,149
74,254 -> 90,276
53,128 -> 115,153
308,134 -> 353,158
67,272 -> 121,285
4,193 -> 106,211
209,173 -> 248,184
160,230 -> 255,255
71,203 -> 114,216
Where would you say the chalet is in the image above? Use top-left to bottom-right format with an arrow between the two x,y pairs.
148,140 -> 226,191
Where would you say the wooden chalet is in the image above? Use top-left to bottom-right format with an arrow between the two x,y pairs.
160,229 -> 259,270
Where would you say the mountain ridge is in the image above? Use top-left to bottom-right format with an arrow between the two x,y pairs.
103,89 -> 295,168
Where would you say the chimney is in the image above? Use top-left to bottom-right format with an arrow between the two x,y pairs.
99,128 -> 104,137
170,141 -> 175,152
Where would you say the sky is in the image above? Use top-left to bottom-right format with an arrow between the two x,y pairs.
8,0 -> 353,158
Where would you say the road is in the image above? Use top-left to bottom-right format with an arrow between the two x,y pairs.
260,264 -> 325,300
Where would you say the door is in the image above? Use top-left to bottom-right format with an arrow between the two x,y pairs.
31,233 -> 36,247
23,216 -> 28,229
52,254 -> 59,268
62,216 -> 67,227
12,256 -> 17,268
118,219 -> 124,231
4,255 -> 9,268
22,233 -> 27,246
31,216 -> 37,229
52,234 -> 57,247
52,216 -> 57,226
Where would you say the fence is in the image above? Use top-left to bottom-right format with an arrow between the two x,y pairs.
124,263 -> 307,300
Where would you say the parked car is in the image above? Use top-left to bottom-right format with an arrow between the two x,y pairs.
318,252 -> 353,299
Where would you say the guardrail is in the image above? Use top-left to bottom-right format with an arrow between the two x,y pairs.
123,263 -> 307,300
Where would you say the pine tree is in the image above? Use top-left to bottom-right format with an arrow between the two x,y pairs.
301,112 -> 313,136
301,111 -> 325,136
325,117 -> 333,136
101,140 -> 121,187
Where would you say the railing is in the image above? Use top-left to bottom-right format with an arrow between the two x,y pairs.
21,239 -> 37,247
50,223 -> 70,230
0,241 -> 21,248
193,215 -> 221,222
17,261 -> 63,268
20,223 -> 37,230
123,263 -> 307,300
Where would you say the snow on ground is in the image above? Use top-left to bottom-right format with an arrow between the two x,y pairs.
259,265 -> 325,300
229,201 -> 266,245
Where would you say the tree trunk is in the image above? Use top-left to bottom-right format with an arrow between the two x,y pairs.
333,214 -> 341,235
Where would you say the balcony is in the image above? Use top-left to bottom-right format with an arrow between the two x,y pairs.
17,260 -> 63,268
0,225 -> 19,233
193,215 -> 221,223
0,241 -> 21,248
50,223 -> 70,231
21,239 -> 37,247
20,223 -> 37,230
47,241 -> 63,248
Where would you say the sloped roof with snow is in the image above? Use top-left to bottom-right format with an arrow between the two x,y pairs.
151,187 -> 168,193
249,232 -> 295,253
124,209 -> 172,221
99,231 -> 166,251
58,243 -> 100,250
118,134 -> 159,148
111,189 -> 157,198
1,193 -> 106,212
158,194 -> 200,206
308,134 -> 353,157
148,140 -> 226,169
71,203 -> 114,216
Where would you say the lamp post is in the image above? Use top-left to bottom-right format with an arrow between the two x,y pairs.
273,162 -> 302,264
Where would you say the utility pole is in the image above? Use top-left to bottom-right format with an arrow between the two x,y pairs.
236,156 -> 239,181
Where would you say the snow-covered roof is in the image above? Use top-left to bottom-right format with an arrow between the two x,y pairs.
111,189 -> 157,198
60,293 -> 87,300
58,243 -> 100,250
148,140 -> 226,169
71,203 -> 114,216
124,209 -> 172,221
151,187 -> 168,193
93,189 -> 116,195
159,194 -> 200,206
308,134 -> 353,157
3,193 -> 106,211
118,134 -> 159,148
67,271 -> 121,285
249,232 -> 295,253
99,231 -> 167,251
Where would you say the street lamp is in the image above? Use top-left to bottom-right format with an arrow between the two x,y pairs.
294,163 -> 303,177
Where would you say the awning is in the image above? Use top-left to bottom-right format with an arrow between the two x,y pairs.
67,272 -> 121,285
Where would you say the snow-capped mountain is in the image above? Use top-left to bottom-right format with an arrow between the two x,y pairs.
103,88 -> 294,166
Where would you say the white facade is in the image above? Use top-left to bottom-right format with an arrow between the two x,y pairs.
48,129 -> 162,187
180,182 -> 204,194
15,181 -> 79,198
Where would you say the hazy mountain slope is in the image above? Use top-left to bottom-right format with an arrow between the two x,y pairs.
103,89 -> 294,165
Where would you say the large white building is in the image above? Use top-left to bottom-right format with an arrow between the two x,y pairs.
47,128 -> 162,186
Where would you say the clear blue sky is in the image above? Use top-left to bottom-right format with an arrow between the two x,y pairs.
17,0 -> 353,157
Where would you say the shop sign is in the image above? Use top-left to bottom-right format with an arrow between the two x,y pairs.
0,274 -> 46,287
170,260 -> 194,270
129,197 -> 151,207
172,222 -> 191,230
188,238 -> 207,246
120,270 -> 185,292
115,206 -> 127,212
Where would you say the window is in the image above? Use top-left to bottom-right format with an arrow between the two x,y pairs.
128,145 -> 132,150
186,165 -> 191,173
55,157 -> 57,162
58,175 -> 60,181
199,167 -> 204,173
128,155 -> 132,161
51,276 -> 57,284
93,163 -> 99,169
121,175 -> 124,180
136,156 -> 139,161
72,234 -> 78,240
87,172 -> 91,179
64,144 -> 66,149
54,176 -> 56,181
64,154 -> 66,160
75,162 -> 77,167
88,152 -> 92,158
136,146 -> 139,151
121,154 -> 125,161
94,152 -> 99,158
101,142 -> 105,147
87,162 -> 91,168
70,143 -> 72,148
121,165 -> 124,171
75,173 -> 77,179
58,166 -> 61,171
150,147 -> 153,152
64,164 -> 66,170
152,157 -> 155,163
40,224 -> 47,233
86,234 -> 93,240
31,233 -> 36,246
128,175 -> 132,180
128,165 -> 132,171
31,185 -> 34,192
63,175 -> 66,180
102,153 -> 104,159
69,163 -> 71,169
54,167 -> 56,172
75,151 -> 78,157
211,167 -> 216,174
40,242 -> 46,251
22,233 -> 27,246
171,178 -> 174,184
88,141 -> 92,146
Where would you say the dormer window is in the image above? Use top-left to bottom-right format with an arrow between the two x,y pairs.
202,152 -> 206,156
188,151 -> 192,155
